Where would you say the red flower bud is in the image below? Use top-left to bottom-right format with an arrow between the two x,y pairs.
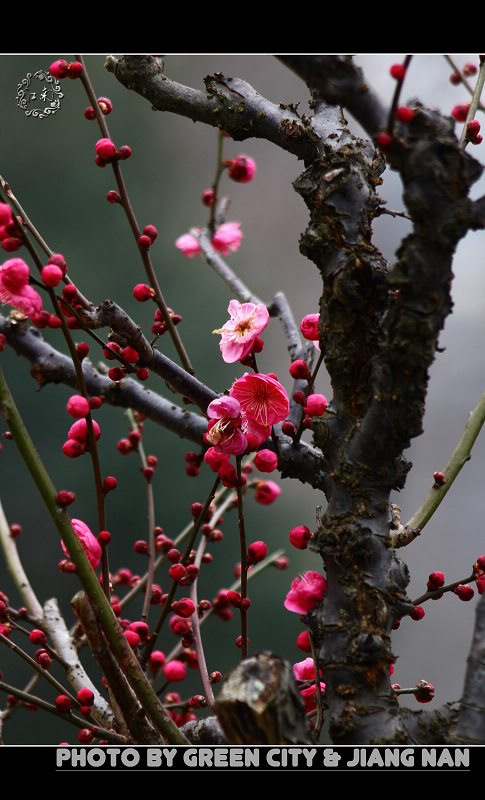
454,584 -> 474,601
389,63 -> 406,81
49,60 -> 69,79
247,540 -> 267,565
95,138 -> 117,160
289,525 -> 312,550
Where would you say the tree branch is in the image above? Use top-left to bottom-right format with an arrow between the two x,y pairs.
105,55 -> 325,164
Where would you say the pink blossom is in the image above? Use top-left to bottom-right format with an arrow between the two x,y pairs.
212,221 -> 243,255
229,372 -> 290,443
284,570 -> 326,615
176,222 -> 242,259
62,518 -> 102,570
204,395 -> 247,455
175,231 -> 202,258
207,395 -> 241,420
213,299 -> 269,363
0,258 -> 43,320
293,656 -> 320,682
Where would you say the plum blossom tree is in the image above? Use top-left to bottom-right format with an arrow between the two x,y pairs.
1,53 -> 485,748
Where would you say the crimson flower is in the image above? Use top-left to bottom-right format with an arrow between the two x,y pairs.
0,258 -> 43,320
284,570 -> 326,615
229,372 -> 289,443
213,299 -> 269,363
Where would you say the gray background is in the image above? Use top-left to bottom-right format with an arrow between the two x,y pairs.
0,53 -> 484,744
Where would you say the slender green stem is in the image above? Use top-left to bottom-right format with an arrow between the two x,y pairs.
406,388 -> 485,533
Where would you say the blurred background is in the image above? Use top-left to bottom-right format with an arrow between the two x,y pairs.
0,53 -> 484,744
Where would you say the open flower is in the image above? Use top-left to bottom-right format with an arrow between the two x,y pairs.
229,372 -> 289,443
62,518 -> 102,570
204,395 -> 247,455
213,299 -> 269,364
0,257 -> 43,320
284,570 -> 326,615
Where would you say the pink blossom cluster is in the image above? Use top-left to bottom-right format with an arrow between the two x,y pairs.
204,372 -> 289,460
175,221 -> 243,259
